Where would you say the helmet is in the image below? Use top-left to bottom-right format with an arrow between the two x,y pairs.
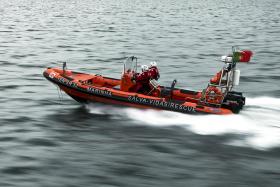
141,65 -> 148,72
150,61 -> 157,67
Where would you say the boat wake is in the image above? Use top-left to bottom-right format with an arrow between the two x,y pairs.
86,97 -> 280,150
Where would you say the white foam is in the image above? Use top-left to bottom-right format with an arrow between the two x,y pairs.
86,97 -> 280,150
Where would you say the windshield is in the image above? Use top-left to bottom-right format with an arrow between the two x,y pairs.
123,56 -> 137,73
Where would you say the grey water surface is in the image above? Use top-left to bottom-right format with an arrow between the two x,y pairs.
1,0 -> 280,186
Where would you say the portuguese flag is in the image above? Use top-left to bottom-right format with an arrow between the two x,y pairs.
233,50 -> 253,63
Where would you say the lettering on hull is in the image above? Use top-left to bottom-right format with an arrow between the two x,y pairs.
87,87 -> 112,97
57,77 -> 78,88
128,96 -> 195,113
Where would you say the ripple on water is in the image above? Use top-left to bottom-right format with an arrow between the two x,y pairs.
0,85 -> 19,91
2,166 -> 38,175
17,64 -> 45,68
0,60 -> 13,66
240,76 -> 266,83
0,136 -> 19,142
24,138 -> 59,147
10,54 -> 29,59
3,116 -> 32,123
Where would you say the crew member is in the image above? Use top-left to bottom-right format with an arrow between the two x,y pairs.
136,65 -> 150,83
148,61 -> 160,80
130,65 -> 150,93
132,62 -> 160,93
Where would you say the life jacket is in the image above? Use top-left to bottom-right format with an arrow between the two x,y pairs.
149,66 -> 160,80
136,71 -> 150,83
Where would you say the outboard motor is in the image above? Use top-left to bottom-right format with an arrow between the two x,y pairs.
203,47 -> 253,113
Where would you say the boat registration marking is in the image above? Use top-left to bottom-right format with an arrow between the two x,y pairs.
57,77 -> 78,88
49,72 -> 57,79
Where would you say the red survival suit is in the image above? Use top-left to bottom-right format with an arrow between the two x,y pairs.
131,66 -> 160,93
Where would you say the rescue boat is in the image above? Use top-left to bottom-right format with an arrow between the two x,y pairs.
43,47 -> 253,115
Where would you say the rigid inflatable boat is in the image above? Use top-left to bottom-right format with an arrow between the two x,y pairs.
43,47 -> 253,115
